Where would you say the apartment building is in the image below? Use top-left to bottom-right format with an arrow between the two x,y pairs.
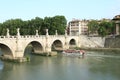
67,19 -> 89,36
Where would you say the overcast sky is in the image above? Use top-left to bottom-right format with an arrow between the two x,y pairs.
0,0 -> 120,22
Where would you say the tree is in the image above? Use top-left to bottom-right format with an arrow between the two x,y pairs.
52,15 -> 67,35
87,20 -> 99,35
0,15 -> 67,35
98,20 -> 114,37
41,17 -> 52,35
2,19 -> 24,35
30,17 -> 43,35
42,15 -> 67,35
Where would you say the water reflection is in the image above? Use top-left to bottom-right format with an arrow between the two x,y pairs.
86,51 -> 120,80
0,51 -> 120,80
0,62 -> 3,70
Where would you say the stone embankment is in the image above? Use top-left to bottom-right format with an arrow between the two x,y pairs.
0,55 -> 30,62
78,35 -> 120,52
78,47 -> 120,52
80,35 -> 105,48
80,35 -> 120,49
105,35 -> 120,48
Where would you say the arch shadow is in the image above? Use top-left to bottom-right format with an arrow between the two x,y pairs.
24,41 -> 43,56
0,43 -> 13,57
69,39 -> 76,48
51,40 -> 63,51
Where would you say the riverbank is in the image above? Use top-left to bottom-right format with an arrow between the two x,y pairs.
76,47 -> 120,52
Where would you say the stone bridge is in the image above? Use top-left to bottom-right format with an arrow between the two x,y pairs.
0,28 -> 81,58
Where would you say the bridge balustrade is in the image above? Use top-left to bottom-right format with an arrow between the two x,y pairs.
49,35 -> 65,38
0,35 -> 70,39
0,36 -> 17,39
19,35 -> 47,39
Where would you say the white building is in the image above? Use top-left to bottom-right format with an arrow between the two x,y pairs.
67,19 -> 89,36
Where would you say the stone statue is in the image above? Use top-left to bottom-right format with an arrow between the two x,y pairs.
6,28 -> 10,37
36,30 -> 38,36
55,30 -> 58,35
46,29 -> 49,35
17,28 -> 20,36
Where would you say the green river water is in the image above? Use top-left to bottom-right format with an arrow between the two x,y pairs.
0,50 -> 120,80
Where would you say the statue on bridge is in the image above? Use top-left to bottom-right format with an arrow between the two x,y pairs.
6,28 -> 10,37
36,30 -> 39,36
46,29 -> 49,36
17,28 -> 20,36
55,30 -> 58,35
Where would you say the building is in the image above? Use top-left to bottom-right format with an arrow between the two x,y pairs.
67,19 -> 89,36
112,14 -> 120,35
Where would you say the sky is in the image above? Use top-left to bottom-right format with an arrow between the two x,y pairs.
0,0 -> 120,22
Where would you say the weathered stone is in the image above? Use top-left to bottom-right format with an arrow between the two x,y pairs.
0,28 -> 105,62
0,55 -> 30,62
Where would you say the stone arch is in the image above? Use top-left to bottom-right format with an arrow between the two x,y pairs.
0,43 -> 13,57
51,39 -> 63,51
24,41 -> 43,56
69,38 -> 76,48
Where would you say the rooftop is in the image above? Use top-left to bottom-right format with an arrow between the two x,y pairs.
113,15 -> 120,20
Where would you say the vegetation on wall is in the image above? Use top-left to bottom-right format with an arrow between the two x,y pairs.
88,19 -> 115,37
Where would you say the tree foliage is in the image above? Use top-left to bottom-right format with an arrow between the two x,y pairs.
88,19 -> 115,37
87,20 -> 99,35
98,20 -> 115,37
0,15 -> 67,35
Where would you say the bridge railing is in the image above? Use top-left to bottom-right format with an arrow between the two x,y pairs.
0,35 -> 79,39
0,36 -> 17,38
49,35 -> 65,38
0,35 -> 78,39
0,35 -> 47,39
20,35 -> 46,38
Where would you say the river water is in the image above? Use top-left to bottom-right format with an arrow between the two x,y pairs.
0,50 -> 120,80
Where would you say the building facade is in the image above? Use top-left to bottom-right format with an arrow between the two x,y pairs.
112,14 -> 120,35
67,19 -> 89,36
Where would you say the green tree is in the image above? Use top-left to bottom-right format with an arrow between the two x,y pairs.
0,15 -> 67,35
41,17 -> 52,35
2,19 -> 24,35
87,20 -> 99,35
30,17 -> 43,35
42,15 -> 67,35
52,15 -> 67,35
98,20 -> 114,37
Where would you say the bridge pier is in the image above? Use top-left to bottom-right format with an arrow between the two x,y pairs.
45,46 -> 51,52
15,50 -> 24,57
63,30 -> 70,49
63,44 -> 69,50
45,29 -> 52,52
15,28 -> 24,57
1,49 -> 29,62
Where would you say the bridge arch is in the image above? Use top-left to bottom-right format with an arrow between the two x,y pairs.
24,41 -> 43,55
51,39 -> 63,51
0,43 -> 13,57
69,38 -> 76,48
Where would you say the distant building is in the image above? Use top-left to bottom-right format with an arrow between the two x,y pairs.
67,19 -> 89,36
98,18 -> 111,23
112,14 -> 120,35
